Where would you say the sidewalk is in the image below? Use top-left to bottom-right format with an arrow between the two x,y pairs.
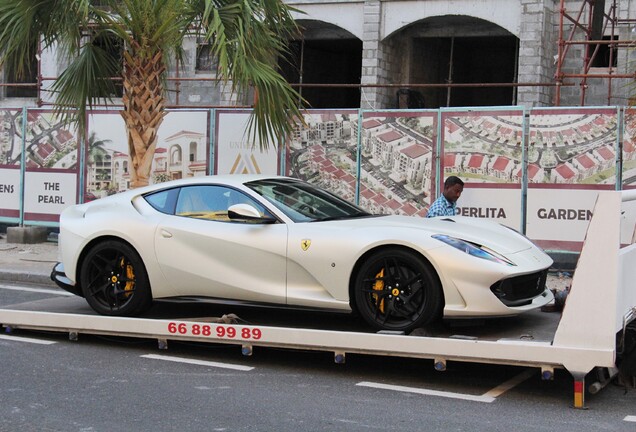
0,235 -> 58,287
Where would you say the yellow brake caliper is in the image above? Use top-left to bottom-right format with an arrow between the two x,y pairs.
120,258 -> 135,297
373,268 -> 385,313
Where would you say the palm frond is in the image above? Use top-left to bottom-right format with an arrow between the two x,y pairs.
198,0 -> 306,148
1,0 -> 306,152
49,43 -> 121,136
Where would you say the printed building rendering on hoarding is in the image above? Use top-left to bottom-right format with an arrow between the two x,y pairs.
85,112 -> 210,199
0,105 -> 633,254
442,109 -> 620,185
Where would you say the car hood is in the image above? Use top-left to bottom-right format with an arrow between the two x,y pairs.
328,214 -> 536,255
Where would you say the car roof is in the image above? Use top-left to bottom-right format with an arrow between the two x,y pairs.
95,174 -> 295,202
80,175 -> 312,212
150,174 -> 286,189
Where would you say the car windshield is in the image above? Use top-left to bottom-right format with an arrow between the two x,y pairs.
245,178 -> 372,222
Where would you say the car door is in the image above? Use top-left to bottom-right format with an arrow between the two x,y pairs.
153,185 -> 287,303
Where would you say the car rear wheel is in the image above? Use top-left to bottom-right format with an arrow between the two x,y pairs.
80,240 -> 152,316
354,248 -> 442,332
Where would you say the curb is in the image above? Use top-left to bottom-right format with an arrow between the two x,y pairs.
545,251 -> 578,272
0,270 -> 56,287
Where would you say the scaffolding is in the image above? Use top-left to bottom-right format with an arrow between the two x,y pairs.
555,0 -> 636,106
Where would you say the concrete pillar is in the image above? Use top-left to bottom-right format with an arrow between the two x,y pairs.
219,81 -> 240,106
517,0 -> 556,107
360,0 -> 392,109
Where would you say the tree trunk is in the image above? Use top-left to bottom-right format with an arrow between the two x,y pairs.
121,45 -> 166,189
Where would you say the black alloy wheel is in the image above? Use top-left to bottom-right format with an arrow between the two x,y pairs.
354,248 -> 442,332
80,240 -> 152,316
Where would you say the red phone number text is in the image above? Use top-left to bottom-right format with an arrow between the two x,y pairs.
167,322 -> 262,340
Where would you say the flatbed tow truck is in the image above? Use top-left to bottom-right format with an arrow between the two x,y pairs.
2,191 -> 636,409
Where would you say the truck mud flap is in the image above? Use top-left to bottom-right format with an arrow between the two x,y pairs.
617,321 -> 636,389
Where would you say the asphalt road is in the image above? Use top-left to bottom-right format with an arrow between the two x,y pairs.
1,282 -> 635,432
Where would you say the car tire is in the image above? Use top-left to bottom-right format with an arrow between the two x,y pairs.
354,248 -> 442,332
80,240 -> 152,316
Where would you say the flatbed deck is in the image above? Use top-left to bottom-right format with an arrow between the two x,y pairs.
2,294 -> 563,342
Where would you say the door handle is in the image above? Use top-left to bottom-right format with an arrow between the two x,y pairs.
160,229 -> 173,238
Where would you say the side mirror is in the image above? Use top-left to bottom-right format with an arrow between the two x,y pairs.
228,203 -> 276,223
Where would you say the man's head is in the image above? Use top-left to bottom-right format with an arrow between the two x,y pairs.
442,176 -> 464,203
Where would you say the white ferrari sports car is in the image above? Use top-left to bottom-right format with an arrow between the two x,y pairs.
52,175 -> 554,332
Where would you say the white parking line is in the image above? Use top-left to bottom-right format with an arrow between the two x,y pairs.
357,381 -> 496,403
357,369 -> 534,403
0,284 -> 73,296
625,416 -> 636,422
141,354 -> 254,371
481,369 -> 535,399
0,334 -> 57,345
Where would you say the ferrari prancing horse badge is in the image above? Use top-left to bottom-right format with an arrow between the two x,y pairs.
301,239 -> 311,251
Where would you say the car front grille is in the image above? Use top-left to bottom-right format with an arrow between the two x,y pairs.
490,270 -> 549,307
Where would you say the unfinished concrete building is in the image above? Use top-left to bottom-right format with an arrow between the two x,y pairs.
1,0 -> 634,110
283,0 -> 636,109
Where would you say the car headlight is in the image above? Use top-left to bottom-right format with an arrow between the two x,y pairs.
432,234 -> 515,266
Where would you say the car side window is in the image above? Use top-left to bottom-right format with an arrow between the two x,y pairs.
144,188 -> 178,214
174,185 -> 269,223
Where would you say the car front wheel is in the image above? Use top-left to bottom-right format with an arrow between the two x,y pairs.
80,240 -> 152,316
354,248 -> 442,332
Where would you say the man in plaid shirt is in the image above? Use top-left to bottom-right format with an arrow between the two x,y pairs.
426,176 -> 464,218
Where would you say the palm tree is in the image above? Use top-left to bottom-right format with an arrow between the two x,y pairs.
0,0 -> 303,187
86,131 -> 111,165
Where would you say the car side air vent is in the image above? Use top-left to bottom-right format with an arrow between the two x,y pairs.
131,196 -> 153,215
